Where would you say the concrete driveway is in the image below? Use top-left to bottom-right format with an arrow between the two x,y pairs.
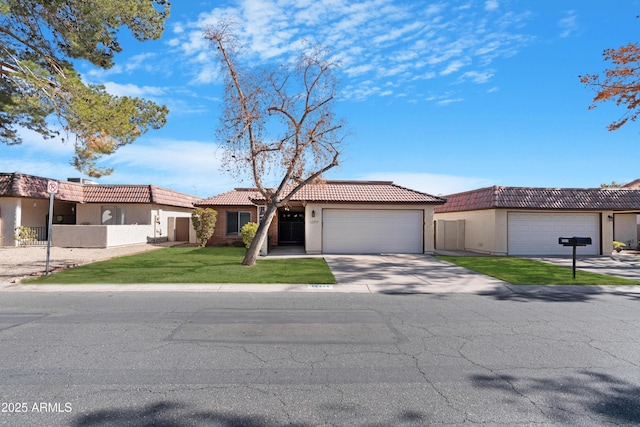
324,254 -> 511,294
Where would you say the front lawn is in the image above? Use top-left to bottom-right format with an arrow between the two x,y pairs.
436,256 -> 639,286
24,247 -> 336,284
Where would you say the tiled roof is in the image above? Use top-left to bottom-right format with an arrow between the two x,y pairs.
0,172 -> 197,208
197,181 -> 446,206
623,178 -> 640,189
83,185 -> 198,208
435,186 -> 640,213
197,188 -> 262,206
83,185 -> 154,203
290,181 -> 444,203
0,172 -> 84,202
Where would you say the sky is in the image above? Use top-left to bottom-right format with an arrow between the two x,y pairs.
3,0 -> 640,197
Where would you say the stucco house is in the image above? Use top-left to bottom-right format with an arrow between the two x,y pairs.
434,186 -> 640,256
196,180 -> 446,254
0,172 -> 198,247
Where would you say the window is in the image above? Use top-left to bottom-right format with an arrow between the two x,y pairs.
101,206 -> 125,225
226,211 -> 251,235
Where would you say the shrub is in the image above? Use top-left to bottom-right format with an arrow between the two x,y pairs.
240,222 -> 259,249
613,241 -> 626,252
14,226 -> 37,247
191,208 -> 217,247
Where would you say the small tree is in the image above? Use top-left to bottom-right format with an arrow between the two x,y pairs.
600,181 -> 627,188
240,222 -> 259,249
191,208 -> 217,247
14,226 -> 37,247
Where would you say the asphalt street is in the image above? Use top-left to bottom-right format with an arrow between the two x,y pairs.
1,291 -> 639,426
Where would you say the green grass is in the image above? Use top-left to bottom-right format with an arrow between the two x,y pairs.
24,247 -> 336,285
436,256 -> 639,286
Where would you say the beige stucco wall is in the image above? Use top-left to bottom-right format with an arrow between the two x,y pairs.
436,220 -> 466,251
0,198 -> 20,246
435,209 -> 504,254
436,209 -> 613,255
304,203 -> 436,254
20,198 -> 49,229
614,213 -> 637,248
153,206 -> 194,243
57,203 -> 196,246
53,224 -> 156,248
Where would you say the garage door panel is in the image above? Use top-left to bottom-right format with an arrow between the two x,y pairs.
508,212 -> 599,255
323,209 -> 423,254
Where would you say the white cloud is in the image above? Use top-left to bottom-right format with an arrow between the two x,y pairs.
359,172 -> 494,195
457,70 -> 495,84
124,52 -> 157,73
0,132 -> 235,196
440,59 -> 468,76
437,97 -> 464,106
558,10 -> 578,38
103,139 -> 234,196
102,82 -> 166,97
11,128 -> 75,157
485,0 -> 499,12
166,0 -> 534,103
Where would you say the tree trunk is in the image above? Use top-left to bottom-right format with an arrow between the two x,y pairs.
242,202 -> 278,266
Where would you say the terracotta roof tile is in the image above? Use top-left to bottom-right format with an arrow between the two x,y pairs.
83,185 -> 152,203
623,178 -> 640,189
150,185 -> 200,208
197,188 -> 261,206
197,181 -> 446,206
290,181 -> 444,203
0,172 -> 197,208
435,186 -> 640,213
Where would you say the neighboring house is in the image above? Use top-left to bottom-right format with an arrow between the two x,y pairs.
434,186 -> 640,256
622,180 -> 640,240
0,172 -> 198,247
196,180 -> 446,254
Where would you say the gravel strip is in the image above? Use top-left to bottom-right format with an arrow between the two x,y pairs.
0,243 -> 174,286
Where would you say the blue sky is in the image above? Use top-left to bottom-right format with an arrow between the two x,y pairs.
3,0 -> 640,197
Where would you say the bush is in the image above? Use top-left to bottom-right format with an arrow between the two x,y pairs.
613,241 -> 626,252
191,208 -> 217,247
14,226 -> 37,247
240,222 -> 259,249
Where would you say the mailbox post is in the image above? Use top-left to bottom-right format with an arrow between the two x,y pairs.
558,237 -> 592,279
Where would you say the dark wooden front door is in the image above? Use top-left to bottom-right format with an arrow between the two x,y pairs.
278,211 -> 305,245
176,217 -> 190,241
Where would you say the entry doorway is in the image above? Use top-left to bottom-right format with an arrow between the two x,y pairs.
176,217 -> 190,242
278,210 -> 305,245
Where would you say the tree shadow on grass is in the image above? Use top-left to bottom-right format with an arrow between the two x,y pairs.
471,370 -> 640,425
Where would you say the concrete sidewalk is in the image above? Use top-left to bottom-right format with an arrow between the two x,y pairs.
4,250 -> 640,295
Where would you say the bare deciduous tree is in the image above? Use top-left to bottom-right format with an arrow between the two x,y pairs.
205,24 -> 345,266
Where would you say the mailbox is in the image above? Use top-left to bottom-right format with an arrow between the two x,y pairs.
558,237 -> 592,246
558,236 -> 593,279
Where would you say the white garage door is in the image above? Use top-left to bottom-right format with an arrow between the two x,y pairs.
508,212 -> 600,255
323,209 -> 423,254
